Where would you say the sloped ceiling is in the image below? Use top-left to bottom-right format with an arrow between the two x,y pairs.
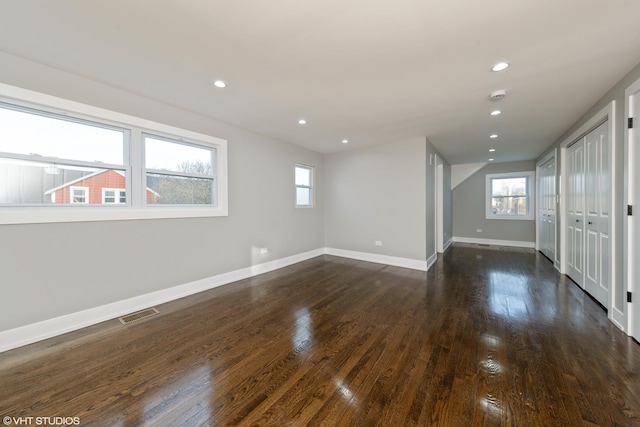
1,0 -> 640,164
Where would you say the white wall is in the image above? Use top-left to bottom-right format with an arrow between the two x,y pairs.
0,52 -> 325,332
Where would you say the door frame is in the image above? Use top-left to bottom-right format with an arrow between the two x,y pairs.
536,148 -> 557,268
559,101 -> 619,328
625,78 -> 640,338
436,156 -> 444,253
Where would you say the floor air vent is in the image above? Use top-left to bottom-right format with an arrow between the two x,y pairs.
118,308 -> 159,325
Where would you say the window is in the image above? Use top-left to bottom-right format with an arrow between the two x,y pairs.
144,134 -> 216,205
70,187 -> 89,204
485,171 -> 535,220
295,164 -> 313,207
0,83 -> 228,224
102,188 -> 126,204
0,103 -> 126,207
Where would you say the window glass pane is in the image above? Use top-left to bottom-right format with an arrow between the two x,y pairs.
296,187 -> 311,206
145,136 -> 212,175
295,166 -> 311,186
71,188 -> 88,204
491,196 -> 528,216
0,158 -> 126,205
146,173 -> 213,205
492,177 -> 527,197
0,106 -> 124,165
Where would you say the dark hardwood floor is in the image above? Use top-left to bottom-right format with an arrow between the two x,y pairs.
2,244 -> 640,426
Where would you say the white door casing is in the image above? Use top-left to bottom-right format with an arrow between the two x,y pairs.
626,80 -> 640,339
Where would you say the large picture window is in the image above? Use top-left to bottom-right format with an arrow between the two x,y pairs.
0,84 -> 228,224
485,171 -> 535,220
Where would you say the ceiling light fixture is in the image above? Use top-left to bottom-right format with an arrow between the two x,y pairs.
213,80 -> 226,88
490,134 -> 498,139
491,62 -> 510,72
298,119 -> 307,125
342,139 -> 349,144
489,148 -> 496,152
489,158 -> 495,161
490,110 -> 502,116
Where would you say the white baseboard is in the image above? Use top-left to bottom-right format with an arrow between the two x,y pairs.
452,236 -> 535,248
325,248 -> 428,271
1,246 -> 435,353
427,253 -> 437,270
0,248 -> 325,353
443,239 -> 453,252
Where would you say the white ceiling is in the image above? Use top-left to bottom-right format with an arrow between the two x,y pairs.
2,0 -> 640,164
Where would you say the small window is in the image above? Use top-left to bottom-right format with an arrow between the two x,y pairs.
295,164 -> 313,207
70,187 -> 89,204
486,171 -> 535,220
103,188 -> 126,204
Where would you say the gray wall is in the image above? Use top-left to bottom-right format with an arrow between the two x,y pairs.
0,52 -> 325,332
324,137 -> 451,264
324,138 -> 427,261
453,160 -> 536,243
537,60 -> 640,316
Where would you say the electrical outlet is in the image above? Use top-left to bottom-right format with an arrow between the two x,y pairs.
375,241 -> 383,246
476,229 -> 483,233
260,247 -> 268,254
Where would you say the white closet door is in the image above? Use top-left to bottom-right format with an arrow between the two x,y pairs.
567,139 -> 585,288
584,121 -> 610,307
538,156 -> 556,261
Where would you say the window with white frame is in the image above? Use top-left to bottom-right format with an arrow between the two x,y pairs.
70,187 -> 89,204
485,171 -> 535,220
295,164 -> 313,207
0,102 -> 126,206
144,134 -> 216,205
102,188 -> 126,204
0,84 -> 228,224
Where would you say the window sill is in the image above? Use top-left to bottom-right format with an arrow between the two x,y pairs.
0,206 -> 228,225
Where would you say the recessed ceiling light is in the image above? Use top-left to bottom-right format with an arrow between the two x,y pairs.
491,62 -> 510,72
298,119 -> 307,125
490,110 -> 502,116
342,139 -> 349,144
213,80 -> 226,88
490,134 -> 498,139
489,148 -> 496,152
489,158 -> 495,161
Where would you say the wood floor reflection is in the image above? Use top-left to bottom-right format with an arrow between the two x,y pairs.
2,245 -> 640,426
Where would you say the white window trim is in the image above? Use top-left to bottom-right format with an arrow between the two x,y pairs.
70,186 -> 89,204
295,164 -> 314,208
485,171 -> 535,220
0,83 -> 228,224
102,188 -> 126,204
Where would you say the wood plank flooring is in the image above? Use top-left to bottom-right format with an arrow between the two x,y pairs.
2,244 -> 640,426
